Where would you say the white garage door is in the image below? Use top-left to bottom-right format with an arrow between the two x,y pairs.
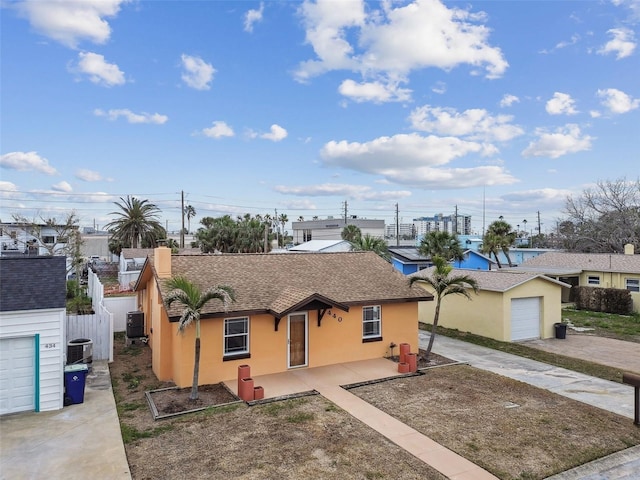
0,337 -> 36,415
511,297 -> 540,341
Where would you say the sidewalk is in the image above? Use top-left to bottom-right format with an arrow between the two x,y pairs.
421,332 -> 639,479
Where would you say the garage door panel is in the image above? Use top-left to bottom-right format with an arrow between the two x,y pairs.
0,337 -> 36,415
511,297 -> 541,341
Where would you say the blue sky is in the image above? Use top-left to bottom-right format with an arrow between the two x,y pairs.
1,0 -> 638,236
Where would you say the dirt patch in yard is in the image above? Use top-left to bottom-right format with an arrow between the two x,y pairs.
110,335 -> 447,479
351,365 -> 640,479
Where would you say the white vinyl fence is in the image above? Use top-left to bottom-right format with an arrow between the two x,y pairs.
65,268 -> 134,362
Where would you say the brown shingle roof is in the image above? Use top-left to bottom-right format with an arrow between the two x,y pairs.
160,251 -> 432,318
409,268 -> 569,292
519,251 -> 640,274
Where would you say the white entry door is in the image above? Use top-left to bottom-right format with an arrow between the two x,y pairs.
0,336 -> 36,415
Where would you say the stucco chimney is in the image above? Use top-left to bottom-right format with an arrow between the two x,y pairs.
624,243 -> 635,255
154,246 -> 172,278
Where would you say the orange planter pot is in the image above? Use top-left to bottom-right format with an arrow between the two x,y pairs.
398,362 -> 410,374
238,364 -> 251,394
399,343 -> 411,364
239,377 -> 255,401
254,386 -> 264,400
406,352 -> 417,373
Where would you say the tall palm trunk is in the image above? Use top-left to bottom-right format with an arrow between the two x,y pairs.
424,297 -> 442,360
502,246 -> 513,267
190,320 -> 201,401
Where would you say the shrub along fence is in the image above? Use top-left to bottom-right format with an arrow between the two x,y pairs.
572,286 -> 633,315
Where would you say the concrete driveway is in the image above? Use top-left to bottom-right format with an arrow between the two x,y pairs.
0,361 -> 130,480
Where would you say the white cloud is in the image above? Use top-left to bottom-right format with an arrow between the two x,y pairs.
295,0 -> 507,102
499,94 -> 519,107
0,181 -> 20,199
597,88 -> 640,114
260,124 -> 288,141
75,168 -> 112,182
0,151 -> 58,175
274,183 -> 412,200
180,54 -> 215,90
52,181 -> 72,193
589,110 -> 602,118
545,92 -> 578,115
73,52 -> 125,87
94,108 -> 168,124
338,78 -> 411,103
522,124 -> 593,159
13,0 -> 128,48
409,105 -> 524,142
597,28 -> 636,59
431,81 -> 447,94
244,2 -> 264,33
319,132 -> 517,188
202,121 -> 235,139
501,188 -> 573,204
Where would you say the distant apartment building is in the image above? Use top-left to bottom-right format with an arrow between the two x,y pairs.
385,223 -> 416,239
413,213 -> 471,236
291,217 -> 385,244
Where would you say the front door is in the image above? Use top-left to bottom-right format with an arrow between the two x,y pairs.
288,313 -> 307,368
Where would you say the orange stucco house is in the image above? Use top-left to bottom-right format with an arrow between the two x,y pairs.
133,246 -> 433,388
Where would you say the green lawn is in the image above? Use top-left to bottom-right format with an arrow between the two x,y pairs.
560,308 -> 640,342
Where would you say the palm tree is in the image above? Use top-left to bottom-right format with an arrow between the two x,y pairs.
184,205 -> 196,233
351,234 -> 389,261
341,224 -> 362,243
486,220 -> 517,266
417,231 -> 464,262
480,231 -> 503,268
104,196 -> 164,248
165,276 -> 235,401
278,213 -> 288,246
410,256 -> 478,360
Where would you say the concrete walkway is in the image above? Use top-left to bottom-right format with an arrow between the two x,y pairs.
421,332 -> 640,479
0,361 -> 131,480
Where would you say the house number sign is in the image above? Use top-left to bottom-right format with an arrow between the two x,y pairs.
43,343 -> 57,349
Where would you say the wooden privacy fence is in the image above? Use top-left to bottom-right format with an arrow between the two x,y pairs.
66,311 -> 113,362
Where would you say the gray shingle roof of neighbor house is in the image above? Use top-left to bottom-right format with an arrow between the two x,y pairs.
147,251 -> 433,319
409,267 -> 569,293
518,251 -> 640,274
0,256 -> 66,312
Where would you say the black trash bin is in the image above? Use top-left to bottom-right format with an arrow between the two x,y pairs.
554,322 -> 567,339
64,364 -> 89,405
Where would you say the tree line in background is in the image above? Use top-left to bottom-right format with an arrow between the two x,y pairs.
9,177 -> 638,261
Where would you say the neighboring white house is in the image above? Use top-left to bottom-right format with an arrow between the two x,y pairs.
291,218 -> 385,244
0,255 -> 67,414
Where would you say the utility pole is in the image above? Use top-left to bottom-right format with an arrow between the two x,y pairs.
264,222 -> 269,252
180,190 -> 185,248
274,208 -> 278,248
395,203 -> 399,246
343,200 -> 348,224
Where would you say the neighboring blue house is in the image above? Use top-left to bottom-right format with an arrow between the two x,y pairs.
453,250 -> 496,270
494,248 -> 558,266
389,246 -> 432,274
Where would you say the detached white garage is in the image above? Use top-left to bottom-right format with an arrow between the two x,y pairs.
510,297 -> 541,341
0,256 -> 66,415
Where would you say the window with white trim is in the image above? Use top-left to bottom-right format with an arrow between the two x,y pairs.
587,275 -> 600,285
362,306 -> 381,339
224,317 -> 249,356
626,278 -> 640,293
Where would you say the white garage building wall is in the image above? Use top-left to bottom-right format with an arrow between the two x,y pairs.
0,308 -> 65,414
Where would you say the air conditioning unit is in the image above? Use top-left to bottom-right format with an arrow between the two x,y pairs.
126,311 -> 145,338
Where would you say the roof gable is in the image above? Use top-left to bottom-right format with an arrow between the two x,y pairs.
409,267 -> 569,292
